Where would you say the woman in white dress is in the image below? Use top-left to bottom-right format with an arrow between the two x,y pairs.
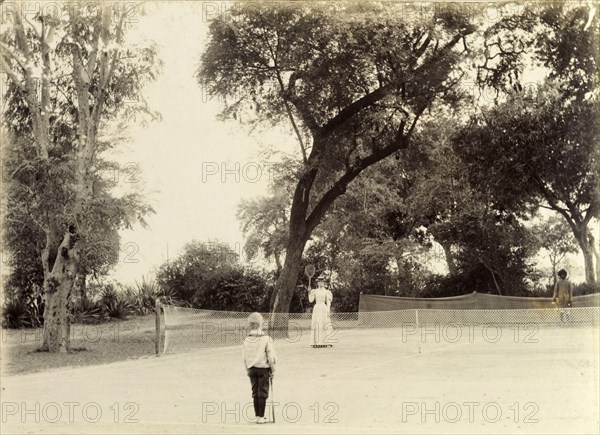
308,277 -> 334,348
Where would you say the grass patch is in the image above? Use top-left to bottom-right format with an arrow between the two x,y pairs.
1,315 -> 157,376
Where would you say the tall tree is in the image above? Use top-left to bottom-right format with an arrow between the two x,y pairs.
459,2 -> 599,282
199,2 -> 480,330
454,83 -> 599,282
1,5 -> 160,351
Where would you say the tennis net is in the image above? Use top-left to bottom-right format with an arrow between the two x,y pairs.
159,305 -> 599,354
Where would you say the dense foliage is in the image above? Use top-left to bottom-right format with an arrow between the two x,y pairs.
155,240 -> 273,312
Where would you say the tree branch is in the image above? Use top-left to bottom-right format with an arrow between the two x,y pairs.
285,70 -> 321,134
0,55 -> 25,90
0,41 -> 29,71
268,30 -> 308,164
11,13 -> 50,158
320,30 -> 471,137
305,112 -> 422,236
86,18 -> 103,81
90,8 -> 123,144
40,17 -> 55,152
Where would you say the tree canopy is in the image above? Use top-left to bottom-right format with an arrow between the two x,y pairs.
1,4 -> 161,350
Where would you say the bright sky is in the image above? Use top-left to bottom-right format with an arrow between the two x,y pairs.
110,2 -> 290,284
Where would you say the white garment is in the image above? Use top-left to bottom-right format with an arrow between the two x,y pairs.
309,288 -> 334,346
242,329 -> 277,372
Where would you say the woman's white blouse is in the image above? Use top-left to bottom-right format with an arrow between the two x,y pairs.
309,288 -> 333,308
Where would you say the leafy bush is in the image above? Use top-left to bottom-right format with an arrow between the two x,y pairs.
574,282 -> 600,296
84,283 -> 133,319
2,299 -> 30,328
156,240 -> 273,311
26,295 -> 44,326
125,275 -> 187,314
100,284 -> 119,307
329,285 -> 360,313
198,269 -> 272,312
103,296 -> 133,319
126,276 -> 158,315
1,295 -> 44,328
71,298 -> 105,324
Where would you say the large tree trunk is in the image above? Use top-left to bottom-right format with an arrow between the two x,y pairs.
582,247 -> 595,283
589,232 -> 599,284
41,230 -> 79,352
271,233 -> 309,337
553,210 -> 596,283
574,228 -> 596,283
270,162 -> 319,336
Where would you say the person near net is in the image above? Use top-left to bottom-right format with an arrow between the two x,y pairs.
243,312 -> 277,424
308,276 -> 334,348
553,269 -> 573,322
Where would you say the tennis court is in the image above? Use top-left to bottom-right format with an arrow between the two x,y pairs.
2,308 -> 599,434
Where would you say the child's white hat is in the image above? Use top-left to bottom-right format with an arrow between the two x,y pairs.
247,312 -> 264,326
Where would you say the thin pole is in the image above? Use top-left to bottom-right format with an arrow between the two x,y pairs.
155,298 -> 161,356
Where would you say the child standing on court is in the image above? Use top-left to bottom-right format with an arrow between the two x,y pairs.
553,269 -> 573,322
243,312 -> 276,424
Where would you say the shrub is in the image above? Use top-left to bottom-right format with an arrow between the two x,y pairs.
156,240 -> 239,303
103,296 -> 133,319
198,269 -> 272,312
127,276 -> 159,315
125,275 -> 187,314
2,299 -> 30,328
71,298 -> 105,324
26,295 -> 44,327
329,285 -> 360,313
156,240 -> 272,311
89,283 -> 133,319
100,284 -> 119,308
1,295 -> 44,328
574,282 -> 600,296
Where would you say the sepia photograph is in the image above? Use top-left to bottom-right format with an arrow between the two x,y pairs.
0,0 -> 599,433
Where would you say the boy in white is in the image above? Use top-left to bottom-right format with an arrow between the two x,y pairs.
243,312 -> 277,424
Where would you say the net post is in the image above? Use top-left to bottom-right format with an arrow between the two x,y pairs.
415,309 -> 419,327
155,298 -> 161,356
